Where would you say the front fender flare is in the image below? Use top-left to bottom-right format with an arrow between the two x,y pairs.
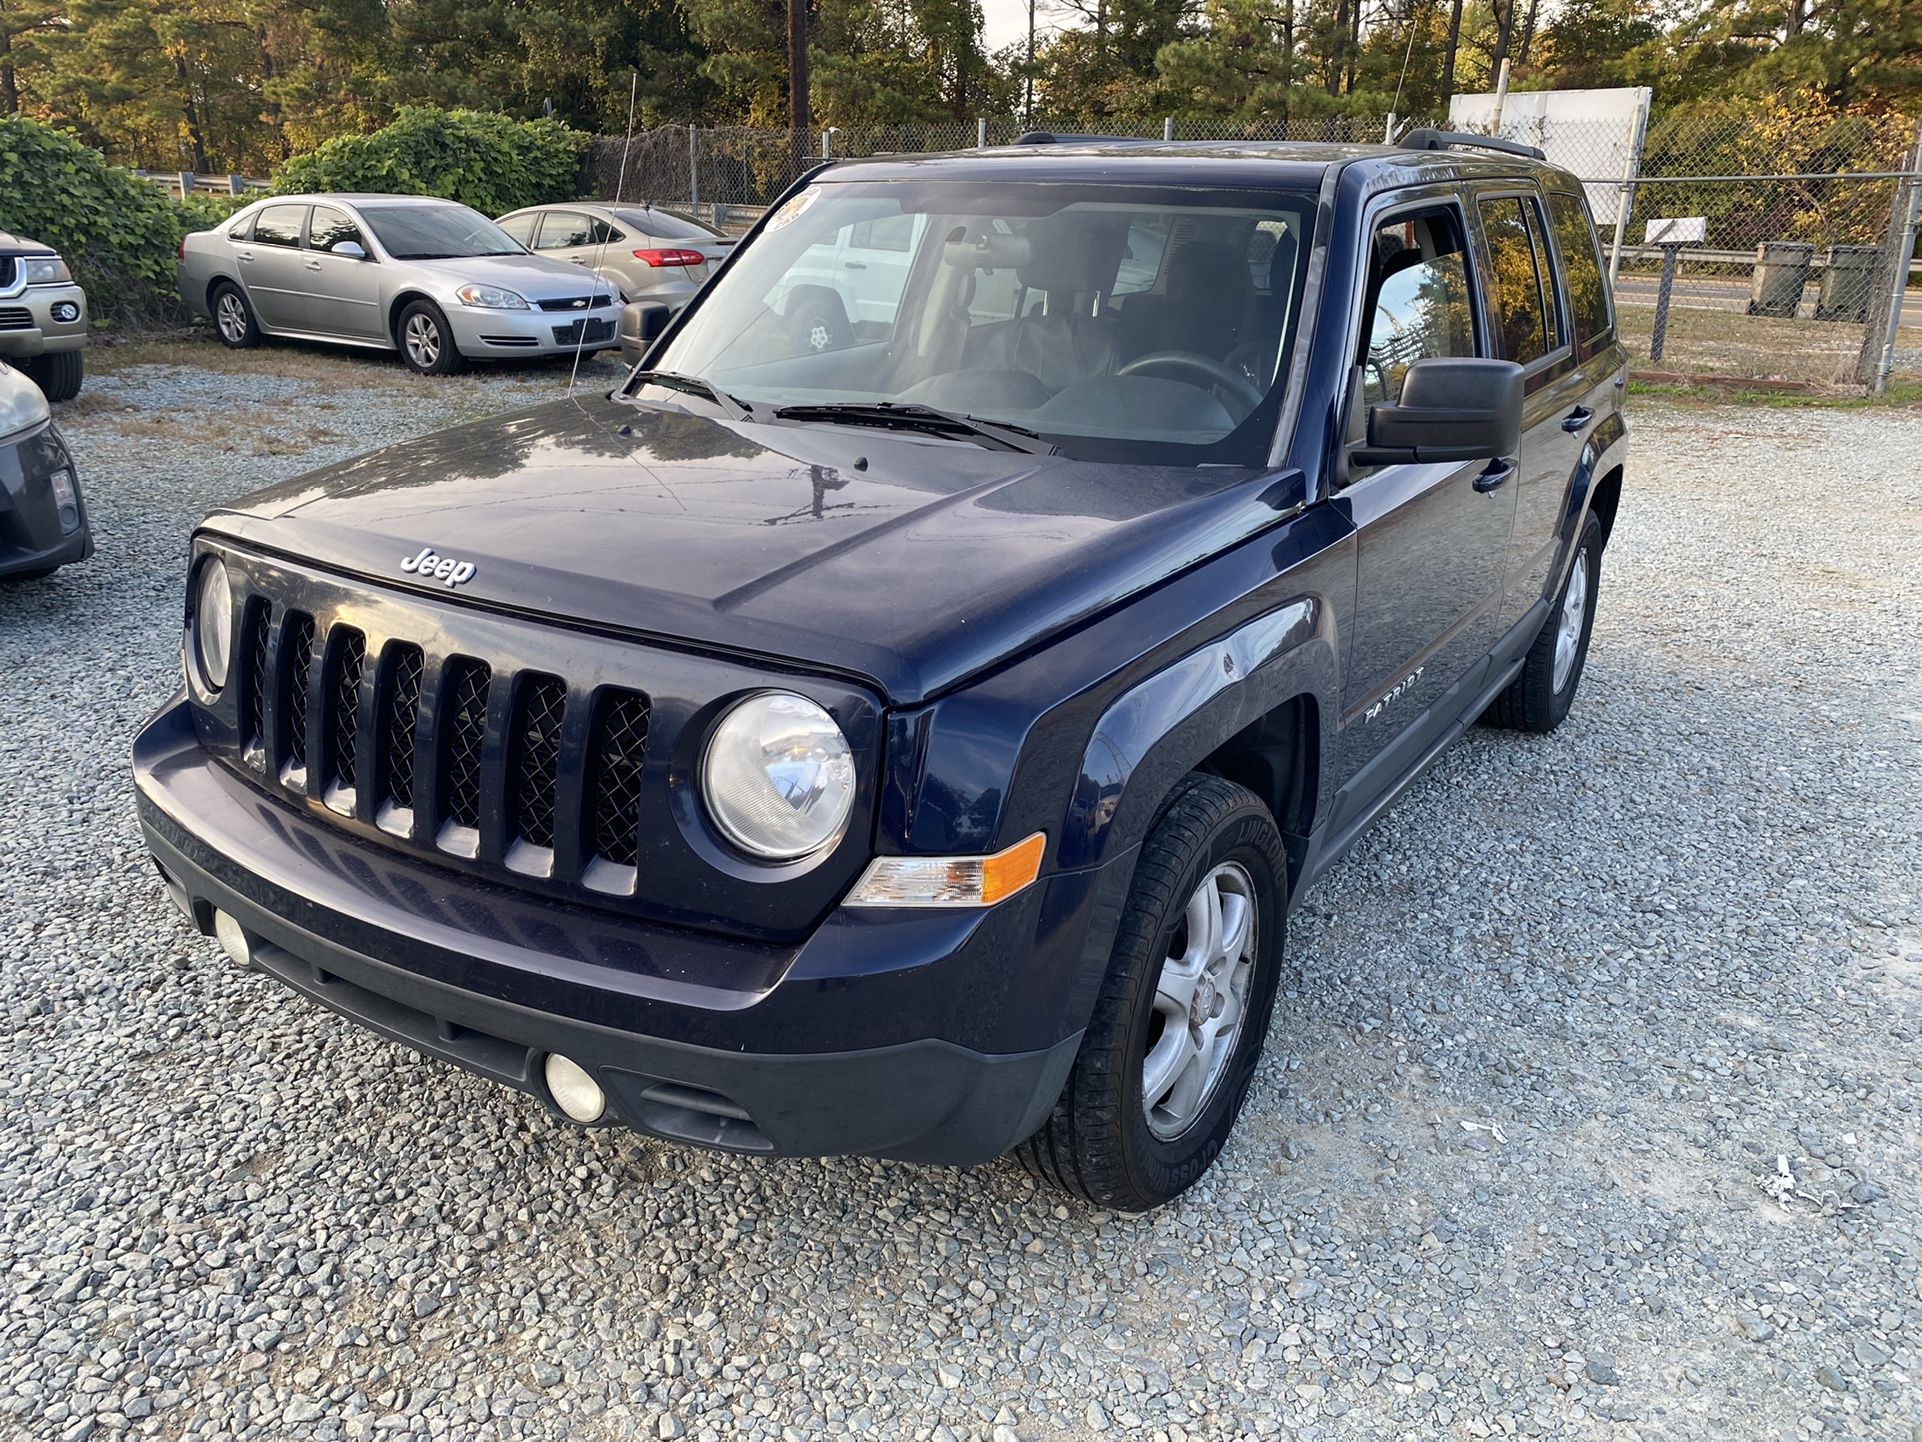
1059,596 -> 1337,873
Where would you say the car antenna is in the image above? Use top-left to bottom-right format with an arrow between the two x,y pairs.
569,69 -> 639,396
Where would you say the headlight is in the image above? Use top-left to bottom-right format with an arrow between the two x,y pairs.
0,371 -> 51,434
454,283 -> 529,310
702,693 -> 854,860
20,256 -> 72,285
193,558 -> 234,691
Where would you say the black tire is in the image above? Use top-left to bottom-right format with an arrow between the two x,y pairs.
1015,774 -> 1289,1211
1,566 -> 57,584
23,350 -> 83,402
209,281 -> 260,349
1486,512 -> 1602,733
787,295 -> 849,354
396,299 -> 465,376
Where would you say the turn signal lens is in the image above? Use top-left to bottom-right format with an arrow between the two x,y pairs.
845,831 -> 1047,908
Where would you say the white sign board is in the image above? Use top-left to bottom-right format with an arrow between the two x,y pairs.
1449,86 -> 1651,230
1645,216 -> 1706,244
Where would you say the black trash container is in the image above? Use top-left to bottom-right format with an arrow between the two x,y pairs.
1814,245 -> 1881,323
1747,240 -> 1814,317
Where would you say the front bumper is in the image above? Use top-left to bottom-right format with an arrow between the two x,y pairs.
133,697 -> 1110,1164
0,419 -> 90,576
0,282 -> 88,358
444,301 -> 622,360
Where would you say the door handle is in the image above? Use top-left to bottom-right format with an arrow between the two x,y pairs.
1561,406 -> 1594,433
304,260 -> 323,271
843,260 -> 867,270
237,252 -> 253,264
1472,458 -> 1515,493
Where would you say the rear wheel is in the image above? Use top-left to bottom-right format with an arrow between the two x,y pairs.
1015,775 -> 1288,1211
23,350 -> 83,402
210,283 -> 259,349
787,295 -> 849,355
397,300 -> 464,375
1486,512 -> 1602,733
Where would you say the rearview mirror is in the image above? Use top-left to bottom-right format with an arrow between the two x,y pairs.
331,240 -> 368,260
1351,357 -> 1523,467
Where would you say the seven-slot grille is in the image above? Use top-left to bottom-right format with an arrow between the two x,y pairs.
232,597 -> 651,890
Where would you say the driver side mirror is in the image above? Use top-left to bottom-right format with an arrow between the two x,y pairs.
625,299 -> 672,349
331,240 -> 368,260
1350,357 -> 1523,467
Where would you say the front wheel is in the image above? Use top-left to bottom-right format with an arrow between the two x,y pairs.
396,300 -> 465,375
1015,775 -> 1288,1211
1486,512 -> 1602,733
23,350 -> 83,402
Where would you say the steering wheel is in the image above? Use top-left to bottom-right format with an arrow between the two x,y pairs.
1116,349 -> 1264,416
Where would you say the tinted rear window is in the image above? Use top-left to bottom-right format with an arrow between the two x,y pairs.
616,209 -> 722,241
251,205 -> 306,249
1548,190 -> 1612,356
1477,196 -> 1553,365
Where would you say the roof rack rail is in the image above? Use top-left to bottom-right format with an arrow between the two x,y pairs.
1011,131 -> 1157,146
1398,128 -> 1547,162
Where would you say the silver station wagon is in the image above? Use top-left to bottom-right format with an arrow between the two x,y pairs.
177,194 -> 623,374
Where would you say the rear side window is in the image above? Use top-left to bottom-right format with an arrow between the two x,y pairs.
251,205 -> 306,249
536,212 -> 593,249
1476,196 -> 1559,365
1547,189 -> 1613,356
496,213 -> 537,247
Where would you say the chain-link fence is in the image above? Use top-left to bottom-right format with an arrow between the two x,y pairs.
580,108 -> 1922,390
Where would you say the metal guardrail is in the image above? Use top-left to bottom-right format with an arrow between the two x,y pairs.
1614,243 -> 1922,280
134,171 -> 270,199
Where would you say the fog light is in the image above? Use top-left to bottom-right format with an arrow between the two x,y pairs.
50,301 -> 80,323
544,1054 -> 605,1123
212,910 -> 253,967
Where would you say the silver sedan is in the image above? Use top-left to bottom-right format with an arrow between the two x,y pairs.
495,203 -> 737,316
177,194 -> 623,374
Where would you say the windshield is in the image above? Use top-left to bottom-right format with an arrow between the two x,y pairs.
616,207 -> 723,240
364,204 -> 526,260
646,179 -> 1315,464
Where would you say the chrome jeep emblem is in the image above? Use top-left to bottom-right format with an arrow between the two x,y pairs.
399,545 -> 476,588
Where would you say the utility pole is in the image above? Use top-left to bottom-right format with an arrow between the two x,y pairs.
1025,0 -> 1036,129
788,0 -> 810,165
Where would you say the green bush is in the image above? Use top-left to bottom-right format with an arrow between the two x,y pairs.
272,108 -> 586,216
0,115 -> 195,326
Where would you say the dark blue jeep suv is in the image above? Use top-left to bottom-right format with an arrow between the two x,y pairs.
134,133 -> 1626,1209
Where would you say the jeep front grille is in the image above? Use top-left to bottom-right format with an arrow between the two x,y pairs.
232,595 -> 652,893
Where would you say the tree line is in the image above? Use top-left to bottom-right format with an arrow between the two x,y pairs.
0,0 -> 1914,176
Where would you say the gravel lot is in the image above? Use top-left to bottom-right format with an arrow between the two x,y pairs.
2,341 -> 1918,1442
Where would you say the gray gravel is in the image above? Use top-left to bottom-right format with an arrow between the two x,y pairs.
3,345 -> 1919,1442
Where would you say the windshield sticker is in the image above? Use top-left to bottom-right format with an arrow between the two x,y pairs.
765,190 -> 817,232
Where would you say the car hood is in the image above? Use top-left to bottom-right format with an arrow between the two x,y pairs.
204,392 -> 1304,703
411,251 -> 615,300
0,229 -> 55,257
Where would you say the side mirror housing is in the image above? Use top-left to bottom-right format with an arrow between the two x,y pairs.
620,300 -> 673,365
1351,357 -> 1523,467
331,240 -> 368,260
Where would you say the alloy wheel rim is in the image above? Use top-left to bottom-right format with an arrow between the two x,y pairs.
1553,551 -> 1589,693
1143,861 -> 1258,1140
807,320 -> 831,352
405,315 -> 441,367
217,294 -> 247,342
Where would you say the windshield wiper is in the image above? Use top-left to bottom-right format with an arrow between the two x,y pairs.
771,402 -> 1057,455
627,369 -> 753,421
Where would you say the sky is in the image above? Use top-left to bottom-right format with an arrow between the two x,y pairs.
981,0 -> 1049,55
